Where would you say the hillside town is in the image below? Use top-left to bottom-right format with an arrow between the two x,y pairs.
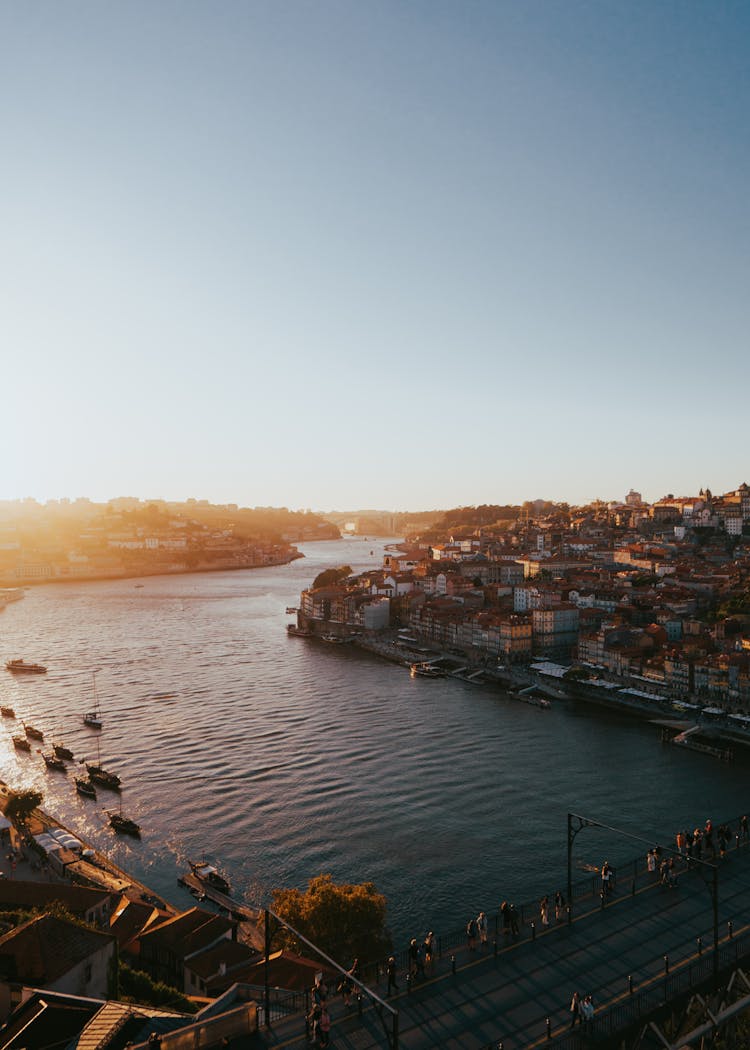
0,498 -> 339,586
294,484 -> 750,712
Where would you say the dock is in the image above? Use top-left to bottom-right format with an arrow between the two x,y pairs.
177,870 -> 261,924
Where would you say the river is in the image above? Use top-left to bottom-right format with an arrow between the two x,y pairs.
2,537 -> 750,945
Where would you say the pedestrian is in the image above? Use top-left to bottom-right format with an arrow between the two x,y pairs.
509,903 -> 520,937
539,895 -> 549,926
318,1005 -> 331,1048
466,914 -> 478,951
338,972 -> 353,1007
582,994 -> 594,1026
312,975 -> 327,1008
741,814 -> 749,842
386,955 -> 399,995
423,931 -> 435,974
500,900 -> 511,936
601,860 -> 612,898
569,991 -> 581,1027
308,1003 -> 322,1044
348,957 -> 361,983
554,890 -> 565,922
477,910 -> 488,947
647,849 -> 656,877
147,1035 -> 161,1050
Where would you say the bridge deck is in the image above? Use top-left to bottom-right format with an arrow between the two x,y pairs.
251,839 -> 750,1049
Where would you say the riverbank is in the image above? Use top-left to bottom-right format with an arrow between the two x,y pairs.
0,548 -> 304,590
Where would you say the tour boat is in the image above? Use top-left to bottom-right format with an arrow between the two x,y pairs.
410,662 -> 444,678
189,860 -> 231,896
6,659 -> 47,674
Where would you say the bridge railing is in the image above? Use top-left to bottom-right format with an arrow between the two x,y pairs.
361,812 -> 750,997
481,896 -> 750,1048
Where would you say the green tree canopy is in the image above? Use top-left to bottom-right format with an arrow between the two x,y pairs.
312,565 -> 352,589
4,789 -> 42,824
271,873 -> 392,966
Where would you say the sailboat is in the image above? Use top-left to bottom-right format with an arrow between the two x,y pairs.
83,672 -> 103,729
84,733 -> 121,791
106,800 -> 141,838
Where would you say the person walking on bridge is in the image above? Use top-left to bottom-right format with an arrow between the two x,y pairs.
386,956 -> 399,995
569,991 -> 582,1028
477,911 -> 488,947
466,915 -> 478,951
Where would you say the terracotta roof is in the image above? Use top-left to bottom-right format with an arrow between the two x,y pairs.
184,938 -> 259,980
0,913 -> 115,983
0,879 -> 111,917
110,897 -> 165,952
139,906 -> 235,956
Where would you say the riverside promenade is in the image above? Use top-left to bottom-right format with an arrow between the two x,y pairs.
252,829 -> 750,1050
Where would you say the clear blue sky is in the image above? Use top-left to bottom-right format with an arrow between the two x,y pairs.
2,1 -> 748,511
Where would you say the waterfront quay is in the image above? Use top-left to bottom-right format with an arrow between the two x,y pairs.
253,827 -> 750,1049
304,625 -> 750,756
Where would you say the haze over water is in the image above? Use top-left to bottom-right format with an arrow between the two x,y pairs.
2,537 -> 750,945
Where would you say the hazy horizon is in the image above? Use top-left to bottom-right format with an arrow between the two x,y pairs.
3,2 -> 748,511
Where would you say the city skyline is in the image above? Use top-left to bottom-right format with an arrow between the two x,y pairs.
3,2 -> 748,511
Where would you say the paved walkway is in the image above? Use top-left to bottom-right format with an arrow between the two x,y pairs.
252,841 -> 750,1049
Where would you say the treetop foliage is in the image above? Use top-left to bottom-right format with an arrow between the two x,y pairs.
271,873 -> 392,965
312,565 -> 353,589
4,789 -> 43,823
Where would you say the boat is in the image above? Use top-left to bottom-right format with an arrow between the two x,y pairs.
285,606 -> 297,614
410,662 -> 444,678
12,735 -> 31,751
107,811 -> 141,837
41,752 -> 67,771
24,723 -> 44,741
86,762 -> 121,791
5,659 -> 47,674
1,706 -> 15,718
189,860 -> 231,895
53,742 -> 74,760
83,672 -> 103,729
75,777 -> 97,799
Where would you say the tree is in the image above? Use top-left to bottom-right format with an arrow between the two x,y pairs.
271,874 -> 392,965
312,566 -> 352,589
4,789 -> 43,824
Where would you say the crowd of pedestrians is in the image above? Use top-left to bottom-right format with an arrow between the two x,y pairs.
302,814 -> 750,1044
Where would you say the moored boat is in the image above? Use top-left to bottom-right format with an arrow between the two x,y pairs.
108,811 -> 141,837
86,763 -> 121,791
83,672 -> 103,729
12,735 -> 31,751
24,723 -> 44,741
53,742 -> 74,760
6,659 -> 47,674
75,777 -> 97,799
1,706 -> 15,718
188,860 -> 231,895
410,662 -> 444,677
41,752 -> 67,771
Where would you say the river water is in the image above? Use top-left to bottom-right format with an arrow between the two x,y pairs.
1,537 -> 750,945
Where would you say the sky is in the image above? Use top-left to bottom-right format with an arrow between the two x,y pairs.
1,1 -> 748,512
